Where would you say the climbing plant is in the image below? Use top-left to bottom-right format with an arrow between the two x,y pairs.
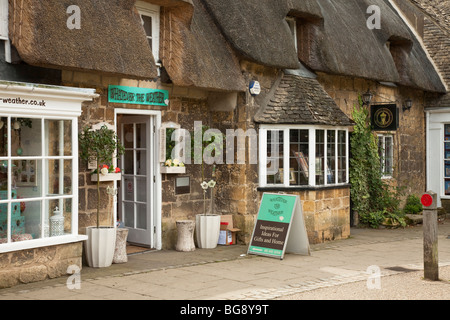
350,97 -> 405,228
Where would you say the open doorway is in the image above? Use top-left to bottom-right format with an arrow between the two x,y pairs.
116,111 -> 161,252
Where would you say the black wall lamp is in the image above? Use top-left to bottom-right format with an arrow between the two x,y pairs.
362,89 -> 374,106
402,98 -> 413,112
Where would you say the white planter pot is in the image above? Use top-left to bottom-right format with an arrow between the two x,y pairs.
91,173 -> 122,182
84,227 -> 117,268
195,214 -> 221,249
160,166 -> 186,174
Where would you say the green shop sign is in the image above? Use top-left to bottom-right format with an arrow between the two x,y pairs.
108,85 -> 169,107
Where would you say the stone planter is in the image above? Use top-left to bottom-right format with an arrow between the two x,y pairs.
84,227 -> 116,268
176,220 -> 196,252
195,214 -> 221,249
113,228 -> 129,264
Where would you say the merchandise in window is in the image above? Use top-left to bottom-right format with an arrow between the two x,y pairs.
260,126 -> 348,188
0,116 -> 75,244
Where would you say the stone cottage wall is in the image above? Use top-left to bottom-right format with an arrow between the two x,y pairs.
0,242 -> 82,289
317,73 -> 427,199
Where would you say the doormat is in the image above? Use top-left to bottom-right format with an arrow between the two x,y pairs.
126,243 -> 155,255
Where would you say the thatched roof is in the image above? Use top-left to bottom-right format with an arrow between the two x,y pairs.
159,0 -> 246,91
254,72 -> 354,126
7,0 -> 445,94
203,0 -> 446,93
405,0 -> 450,108
9,0 -> 158,79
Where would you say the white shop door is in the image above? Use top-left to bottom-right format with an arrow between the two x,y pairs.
118,115 -> 155,248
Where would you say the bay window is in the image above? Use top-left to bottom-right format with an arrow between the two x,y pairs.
0,81 -> 96,252
260,126 -> 349,188
0,117 -> 76,244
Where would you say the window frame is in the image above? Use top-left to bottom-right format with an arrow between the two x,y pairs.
286,17 -> 298,53
135,1 -> 161,66
378,133 -> 394,178
0,82 -> 96,253
259,125 -> 349,188
0,116 -> 79,251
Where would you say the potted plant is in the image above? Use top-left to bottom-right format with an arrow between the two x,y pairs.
196,178 -> 221,249
79,125 -> 125,267
161,158 -> 186,174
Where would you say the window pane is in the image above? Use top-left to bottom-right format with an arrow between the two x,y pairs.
13,159 -> 42,199
0,160 -> 8,192
123,202 -> 134,228
136,123 -> 147,149
136,203 -> 147,230
11,118 -> 41,157
338,131 -> 347,183
385,136 -> 393,175
47,159 -> 72,196
316,130 -> 325,185
123,124 -> 134,149
289,129 -> 309,186
141,15 -> 153,50
45,120 -> 72,156
266,130 -> 283,185
124,150 -> 134,174
10,200 -> 41,242
327,130 -> 336,184
46,198 -> 71,237
0,117 -> 7,157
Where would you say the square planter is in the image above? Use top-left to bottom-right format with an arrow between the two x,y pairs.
91,173 -> 122,182
160,166 -> 186,174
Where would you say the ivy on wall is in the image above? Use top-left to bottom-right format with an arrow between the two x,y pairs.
349,98 -> 406,228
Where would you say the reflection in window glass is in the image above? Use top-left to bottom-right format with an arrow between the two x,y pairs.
316,130 -> 325,185
338,131 -> 347,183
327,131 -> 336,184
0,160 -> 8,193
266,130 -> 283,185
45,120 -> 72,156
47,159 -> 72,196
0,117 -> 7,157
13,160 -> 42,199
11,118 -> 41,157
290,129 -> 309,186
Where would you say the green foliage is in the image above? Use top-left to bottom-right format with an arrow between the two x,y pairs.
79,125 -> 125,167
166,128 -> 176,161
79,125 -> 125,228
350,98 -> 406,228
403,194 -> 423,215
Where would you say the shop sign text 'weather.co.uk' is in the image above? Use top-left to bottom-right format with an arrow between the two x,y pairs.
108,85 -> 169,107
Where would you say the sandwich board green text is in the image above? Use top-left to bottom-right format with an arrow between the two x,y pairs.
248,193 -> 310,260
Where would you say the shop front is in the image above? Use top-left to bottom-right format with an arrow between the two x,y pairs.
426,108 -> 450,208
0,81 -> 97,287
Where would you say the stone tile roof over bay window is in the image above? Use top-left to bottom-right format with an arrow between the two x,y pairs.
254,73 -> 354,126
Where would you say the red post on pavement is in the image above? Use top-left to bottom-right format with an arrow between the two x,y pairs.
421,191 -> 439,281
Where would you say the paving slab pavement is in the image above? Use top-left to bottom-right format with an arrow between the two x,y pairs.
1,220 -> 450,301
